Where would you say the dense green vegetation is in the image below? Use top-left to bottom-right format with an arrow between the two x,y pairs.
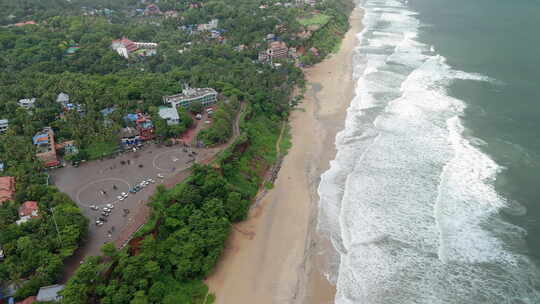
0,131 -> 88,301
197,97 -> 240,146
0,0 -> 353,302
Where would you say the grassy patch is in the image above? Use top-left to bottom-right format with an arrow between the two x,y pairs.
84,140 -> 118,160
298,14 -> 332,27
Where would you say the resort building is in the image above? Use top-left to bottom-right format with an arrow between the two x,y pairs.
0,119 -> 8,133
18,98 -> 36,110
163,86 -> 218,108
158,106 -> 180,125
0,176 -> 15,204
17,201 -> 40,225
111,38 -> 158,59
33,127 -> 60,168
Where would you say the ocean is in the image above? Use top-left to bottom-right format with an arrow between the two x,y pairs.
317,0 -> 540,303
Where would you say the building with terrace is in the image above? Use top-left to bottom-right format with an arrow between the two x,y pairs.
33,127 -> 60,168
258,40 -> 289,62
163,85 -> 218,109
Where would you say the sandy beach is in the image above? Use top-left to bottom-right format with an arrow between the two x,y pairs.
206,6 -> 363,304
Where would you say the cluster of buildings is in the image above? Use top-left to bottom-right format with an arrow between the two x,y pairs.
180,19 -> 222,37
111,38 -> 158,59
120,113 -> 155,147
0,177 -> 40,224
163,85 -> 218,109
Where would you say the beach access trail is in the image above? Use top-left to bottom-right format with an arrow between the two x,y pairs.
206,7 -> 363,304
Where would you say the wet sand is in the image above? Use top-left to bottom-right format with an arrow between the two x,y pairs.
206,6 -> 363,304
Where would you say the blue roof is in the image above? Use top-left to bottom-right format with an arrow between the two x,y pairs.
124,113 -> 139,122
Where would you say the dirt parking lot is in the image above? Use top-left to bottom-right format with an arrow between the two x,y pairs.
51,142 -> 220,260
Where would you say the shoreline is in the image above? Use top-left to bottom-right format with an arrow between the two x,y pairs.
206,6 -> 363,303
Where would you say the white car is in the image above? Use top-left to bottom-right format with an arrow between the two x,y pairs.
119,196 -> 126,201
148,179 -> 155,184
95,220 -> 104,226
106,204 -> 114,209
157,173 -> 164,178
117,195 -> 123,200
121,192 -> 127,197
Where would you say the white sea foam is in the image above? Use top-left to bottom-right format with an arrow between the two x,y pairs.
317,0 -> 540,303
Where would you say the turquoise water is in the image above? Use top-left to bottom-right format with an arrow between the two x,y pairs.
318,0 -> 540,302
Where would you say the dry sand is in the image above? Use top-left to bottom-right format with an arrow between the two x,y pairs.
206,7 -> 363,304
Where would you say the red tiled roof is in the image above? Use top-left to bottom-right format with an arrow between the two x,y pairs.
0,176 -> 15,204
16,296 -> 37,304
19,201 -> 39,217
112,37 -> 138,52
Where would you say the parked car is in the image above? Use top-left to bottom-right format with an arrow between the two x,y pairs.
106,204 -> 114,209
95,220 -> 104,226
157,173 -> 164,178
117,195 -> 123,200
90,205 -> 99,211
